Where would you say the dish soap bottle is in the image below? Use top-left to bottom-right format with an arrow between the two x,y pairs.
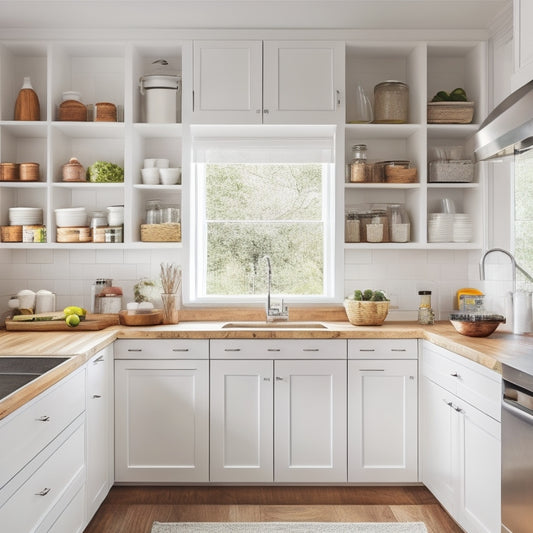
14,77 -> 40,121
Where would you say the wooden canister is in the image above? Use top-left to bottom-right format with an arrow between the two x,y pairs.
19,162 -> 40,181
14,77 -> 40,121
94,102 -> 117,122
0,163 -> 19,181
62,157 -> 85,182
0,225 -> 23,242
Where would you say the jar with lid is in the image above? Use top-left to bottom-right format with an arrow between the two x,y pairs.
350,144 -> 368,183
388,204 -> 411,243
145,200 -> 161,224
345,210 -> 360,243
90,211 -> 108,242
58,91 -> 87,121
418,290 -> 435,325
374,81 -> 409,124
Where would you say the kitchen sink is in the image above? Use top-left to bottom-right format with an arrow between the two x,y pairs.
221,321 -> 328,329
0,357 -> 69,401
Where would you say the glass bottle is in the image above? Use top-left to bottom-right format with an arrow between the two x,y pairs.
350,144 -> 368,183
418,290 -> 435,325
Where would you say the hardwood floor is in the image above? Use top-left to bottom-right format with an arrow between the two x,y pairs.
84,486 -> 463,533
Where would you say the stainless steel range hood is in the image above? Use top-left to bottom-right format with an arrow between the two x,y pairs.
474,80 -> 533,161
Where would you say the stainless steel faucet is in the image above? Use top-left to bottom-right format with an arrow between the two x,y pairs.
479,248 -> 533,293
264,256 -> 289,322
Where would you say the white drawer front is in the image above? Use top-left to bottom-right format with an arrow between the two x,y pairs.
0,369 -> 85,490
0,421 -> 85,533
421,341 -> 501,421
114,339 -> 209,359
210,339 -> 347,359
348,339 -> 418,359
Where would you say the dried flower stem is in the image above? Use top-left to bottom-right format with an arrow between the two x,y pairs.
160,262 -> 182,295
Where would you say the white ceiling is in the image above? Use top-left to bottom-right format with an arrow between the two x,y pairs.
0,0 -> 511,31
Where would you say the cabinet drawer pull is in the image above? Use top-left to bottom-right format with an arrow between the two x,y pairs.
275,376 -> 283,381
92,394 -> 102,399
360,369 -> 385,372
359,349 -> 375,352
263,377 -> 271,382
267,348 -> 281,352
450,372 -> 460,378
224,348 -> 241,352
36,415 -> 50,422
302,348 -> 319,352
35,488 -> 51,497
93,355 -> 105,363
391,349 -> 406,352
172,348 -> 190,352
127,349 -> 143,352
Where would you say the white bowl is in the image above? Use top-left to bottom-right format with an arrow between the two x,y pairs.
55,207 -> 87,227
159,167 -> 181,185
141,167 -> 159,184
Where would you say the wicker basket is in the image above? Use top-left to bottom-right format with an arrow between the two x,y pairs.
427,102 -> 475,124
344,299 -> 389,326
141,223 -> 181,242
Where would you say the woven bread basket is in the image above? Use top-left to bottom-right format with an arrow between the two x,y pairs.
344,299 -> 389,326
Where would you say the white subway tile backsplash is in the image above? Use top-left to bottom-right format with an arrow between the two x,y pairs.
27,250 -> 54,264
96,249 -> 124,264
69,250 -> 96,264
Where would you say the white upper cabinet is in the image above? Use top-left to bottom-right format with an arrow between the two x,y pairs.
263,41 -> 345,123
191,40 -> 344,124
192,40 -> 263,123
513,0 -> 533,89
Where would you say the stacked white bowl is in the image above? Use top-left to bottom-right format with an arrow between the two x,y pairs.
9,207 -> 43,225
428,213 -> 454,242
54,207 -> 87,227
452,213 -> 473,242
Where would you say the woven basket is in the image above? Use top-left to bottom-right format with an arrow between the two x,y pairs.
344,299 -> 389,326
141,223 -> 181,242
427,102 -> 474,124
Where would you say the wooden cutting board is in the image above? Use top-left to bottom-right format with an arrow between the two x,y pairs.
5,314 -> 119,331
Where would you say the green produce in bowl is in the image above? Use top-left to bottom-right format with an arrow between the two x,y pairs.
86,161 -> 124,183
431,87 -> 468,102
350,289 -> 389,302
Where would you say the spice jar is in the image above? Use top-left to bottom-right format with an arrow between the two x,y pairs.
418,290 -> 435,325
374,81 -> 409,123
345,210 -> 360,243
350,144 -> 368,183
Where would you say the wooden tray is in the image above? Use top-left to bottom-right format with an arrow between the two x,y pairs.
5,314 -> 119,331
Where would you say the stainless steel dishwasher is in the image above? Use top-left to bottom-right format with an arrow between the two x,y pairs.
502,363 -> 533,533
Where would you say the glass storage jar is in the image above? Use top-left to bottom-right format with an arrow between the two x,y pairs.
388,204 -> 411,243
374,81 -> 409,123
345,210 -> 360,243
350,144 -> 368,183
145,200 -> 161,224
418,290 -> 435,325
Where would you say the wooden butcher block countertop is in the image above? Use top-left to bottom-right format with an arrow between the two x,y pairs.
0,308 -> 532,420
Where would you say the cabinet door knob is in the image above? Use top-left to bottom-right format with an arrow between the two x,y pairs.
92,394 -> 102,399
263,109 -> 270,114
36,415 -> 50,422
263,377 -> 271,382
35,488 -> 51,497
275,376 -> 283,381
450,372 -> 460,378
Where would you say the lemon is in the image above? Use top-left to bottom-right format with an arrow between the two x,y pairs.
66,313 -> 80,327
63,306 -> 87,317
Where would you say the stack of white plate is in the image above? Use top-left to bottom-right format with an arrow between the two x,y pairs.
9,207 -> 43,226
428,213 -> 454,242
452,213 -> 473,243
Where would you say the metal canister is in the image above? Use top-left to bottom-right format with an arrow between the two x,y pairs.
374,81 -> 409,123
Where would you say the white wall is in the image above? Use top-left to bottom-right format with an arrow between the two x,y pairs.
1,247 -> 480,321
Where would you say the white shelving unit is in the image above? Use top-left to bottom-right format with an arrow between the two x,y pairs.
0,37 -> 487,251
343,40 -> 487,250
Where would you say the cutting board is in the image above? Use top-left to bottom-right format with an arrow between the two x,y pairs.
5,314 -> 119,331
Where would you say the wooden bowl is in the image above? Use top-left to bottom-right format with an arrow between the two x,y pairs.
119,309 -> 163,326
450,319 -> 503,337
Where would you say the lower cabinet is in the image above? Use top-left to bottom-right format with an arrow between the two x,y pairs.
348,359 -> 418,482
114,341 -> 209,482
85,346 -> 114,523
209,344 -> 347,483
420,342 -> 501,533
0,369 -> 86,533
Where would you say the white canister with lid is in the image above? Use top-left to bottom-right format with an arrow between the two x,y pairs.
139,74 -> 181,123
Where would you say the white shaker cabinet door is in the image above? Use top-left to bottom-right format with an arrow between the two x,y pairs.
192,40 -> 263,123
210,360 -> 274,482
348,359 -> 418,483
263,40 -> 344,124
274,359 -> 347,483
513,0 -> 533,89
114,359 -> 209,482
